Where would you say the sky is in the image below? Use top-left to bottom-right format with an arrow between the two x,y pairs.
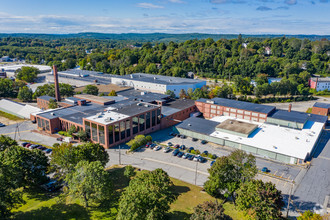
0,0 -> 329,35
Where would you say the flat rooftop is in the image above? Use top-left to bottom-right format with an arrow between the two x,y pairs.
114,73 -> 206,85
117,89 -> 170,103
74,94 -> 114,105
313,102 -> 330,109
216,119 -> 258,136
164,99 -> 196,110
38,95 -> 55,101
176,117 -> 220,135
197,98 -> 276,115
74,84 -> 131,94
268,109 -> 308,124
59,69 -> 103,76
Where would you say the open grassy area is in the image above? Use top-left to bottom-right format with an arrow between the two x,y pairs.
11,166 -> 246,220
0,110 -> 23,121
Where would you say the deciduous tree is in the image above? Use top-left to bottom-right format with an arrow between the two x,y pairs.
190,200 -> 230,220
83,85 -> 99,95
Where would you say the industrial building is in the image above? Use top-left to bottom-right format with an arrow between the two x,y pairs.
309,77 -> 330,91
311,102 -> 330,116
175,111 -> 327,164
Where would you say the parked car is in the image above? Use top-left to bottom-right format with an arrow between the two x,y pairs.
172,149 -> 180,156
169,132 -> 175,136
21,142 -> 30,147
182,153 -> 190,159
150,143 -> 156,149
199,157 -> 207,163
201,140 -> 207,144
180,145 -> 186,150
145,143 -> 150,148
174,144 -> 180,149
210,160 -> 215,166
187,147 -> 194,153
154,146 -> 162,151
202,150 -> 208,155
262,167 -> 270,173
163,147 -> 171,153
38,146 -> 47,150
180,135 -> 186,139
56,137 -> 63,141
193,155 -> 200,162
25,143 -> 32,148
188,155 -> 195,161
45,149 -> 52,154
192,138 -> 198,142
167,142 -> 173,146
177,152 -> 184,158
29,145 -> 38,149
212,154 -> 218,159
0,123 -> 5,127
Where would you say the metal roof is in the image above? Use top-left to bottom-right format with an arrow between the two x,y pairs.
38,95 -> 55,101
197,98 -> 276,114
117,89 -> 170,103
313,102 -> 330,109
176,117 -> 219,135
165,99 -> 196,110
161,106 -> 181,117
268,109 -> 308,124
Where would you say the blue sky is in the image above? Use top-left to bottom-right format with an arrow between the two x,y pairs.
0,0 -> 329,34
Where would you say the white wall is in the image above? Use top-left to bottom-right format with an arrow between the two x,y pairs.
316,81 -> 330,91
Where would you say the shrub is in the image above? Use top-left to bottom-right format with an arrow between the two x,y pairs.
124,165 -> 136,178
195,150 -> 201,155
127,135 -> 152,151
201,153 -> 207,157
191,150 -> 196,154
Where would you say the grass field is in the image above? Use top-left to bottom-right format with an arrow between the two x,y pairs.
0,110 -> 24,121
12,166 -> 246,220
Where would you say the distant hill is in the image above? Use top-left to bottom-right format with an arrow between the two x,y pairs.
0,33 -> 329,42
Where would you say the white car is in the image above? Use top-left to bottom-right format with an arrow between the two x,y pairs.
154,146 -> 162,151
182,153 -> 190,159
193,155 -> 200,162
163,147 -> 171,153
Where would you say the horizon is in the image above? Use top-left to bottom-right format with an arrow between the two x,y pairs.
0,0 -> 329,35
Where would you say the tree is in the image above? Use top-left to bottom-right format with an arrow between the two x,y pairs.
65,160 -> 112,207
126,135 -> 152,151
59,83 -> 74,97
48,99 -> 58,109
236,180 -> 284,220
179,89 -> 187,99
67,125 -> 76,136
108,90 -> 117,96
83,85 -> 99,95
0,146 -> 49,188
190,200 -> 229,220
75,130 -> 88,141
15,66 -> 40,83
17,86 -> 33,102
0,78 -> 15,98
165,90 -> 176,99
297,210 -> 322,220
0,135 -> 17,152
124,165 -> 136,178
204,150 -> 257,202
117,169 -> 176,220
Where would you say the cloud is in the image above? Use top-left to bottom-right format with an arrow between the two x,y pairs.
169,0 -> 185,3
284,0 -> 297,5
137,3 -> 164,9
276,6 -> 289,9
256,6 -> 272,10
210,0 -> 246,4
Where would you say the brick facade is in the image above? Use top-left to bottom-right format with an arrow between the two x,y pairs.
160,106 -> 196,129
311,107 -> 329,116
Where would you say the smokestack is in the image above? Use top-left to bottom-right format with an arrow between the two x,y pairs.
288,104 -> 292,112
53,65 -> 61,102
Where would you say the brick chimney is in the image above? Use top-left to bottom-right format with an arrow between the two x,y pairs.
53,65 -> 61,102
288,104 -> 292,112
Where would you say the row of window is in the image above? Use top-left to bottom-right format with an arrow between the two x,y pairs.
37,117 -> 50,131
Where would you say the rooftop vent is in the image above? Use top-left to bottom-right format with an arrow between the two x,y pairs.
154,77 -> 156,80
188,124 -> 192,126
137,103 -> 142,106
130,75 -> 133,79
206,100 -> 215,104
144,104 -> 150,107
51,112 -> 55,116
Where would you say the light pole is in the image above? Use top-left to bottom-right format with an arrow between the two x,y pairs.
194,161 -> 198,185
119,145 -> 121,165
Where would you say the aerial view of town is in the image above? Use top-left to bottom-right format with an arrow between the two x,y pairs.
0,0 -> 329,219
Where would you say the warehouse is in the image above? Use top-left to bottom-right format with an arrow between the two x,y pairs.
174,112 -> 327,164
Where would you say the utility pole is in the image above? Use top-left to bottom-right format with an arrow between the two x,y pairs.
194,161 -> 198,185
286,182 -> 294,218
119,145 -> 121,165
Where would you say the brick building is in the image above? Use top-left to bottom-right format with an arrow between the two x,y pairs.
195,98 -> 275,122
37,95 -> 56,110
311,102 -> 330,116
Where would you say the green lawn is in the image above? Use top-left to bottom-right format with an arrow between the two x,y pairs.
11,166 -> 246,220
0,110 -> 24,121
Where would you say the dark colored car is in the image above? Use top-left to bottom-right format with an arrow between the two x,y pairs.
201,140 -> 207,144
188,155 -> 195,160
212,154 -> 218,159
172,149 -> 180,156
174,144 -> 180,149
187,147 -> 194,153
262,167 -> 270,173
180,145 -> 186,150
192,138 -> 198,142
45,149 -> 52,154
21,142 -> 30,147
199,157 -> 207,163
177,152 -> 184,158
56,137 -> 63,141
150,144 -> 156,149
29,145 -> 38,149
210,161 -> 215,166
0,123 -> 5,127
37,146 -> 47,150
202,150 -> 208,155
180,135 -> 186,139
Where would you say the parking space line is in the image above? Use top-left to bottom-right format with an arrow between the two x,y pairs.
319,156 -> 330,161
0,130 -> 31,135
274,171 -> 278,176
143,157 -> 209,176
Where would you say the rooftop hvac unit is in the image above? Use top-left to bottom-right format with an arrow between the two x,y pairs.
206,100 -> 215,104
144,104 -> 149,107
51,112 -> 55,116
137,103 -> 142,106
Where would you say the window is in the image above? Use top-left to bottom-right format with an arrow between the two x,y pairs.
37,118 -> 41,127
120,121 -> 126,140
146,112 -> 151,129
157,109 -> 161,124
132,116 -> 139,134
126,120 -> 131,138
98,125 -> 105,145
91,123 -> 98,142
108,125 -> 114,145
139,114 -> 145,132
85,121 -> 91,138
152,110 -> 156,126
45,120 -> 50,131
114,123 -> 120,142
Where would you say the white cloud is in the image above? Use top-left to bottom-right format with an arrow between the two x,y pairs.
136,3 -> 164,9
169,0 -> 185,3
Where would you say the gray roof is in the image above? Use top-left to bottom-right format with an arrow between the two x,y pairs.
165,99 -> 196,110
161,106 -> 181,117
197,98 -> 276,115
268,110 -> 308,124
117,89 -> 170,103
59,69 -> 103,76
38,95 -> 55,101
310,77 -> 330,82
113,73 -> 206,85
176,117 -> 219,135
307,114 -> 328,124
313,102 -> 330,109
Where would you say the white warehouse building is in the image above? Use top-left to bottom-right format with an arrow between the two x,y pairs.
111,73 -> 206,97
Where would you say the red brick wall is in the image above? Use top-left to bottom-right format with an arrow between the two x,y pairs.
311,107 -> 329,116
37,98 -> 50,110
160,106 -> 196,129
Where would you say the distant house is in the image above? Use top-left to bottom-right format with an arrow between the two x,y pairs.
0,56 -> 11,62
268,78 -> 282,84
264,47 -> 271,55
309,77 -> 330,91
242,42 -> 249,48
311,102 -> 330,116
